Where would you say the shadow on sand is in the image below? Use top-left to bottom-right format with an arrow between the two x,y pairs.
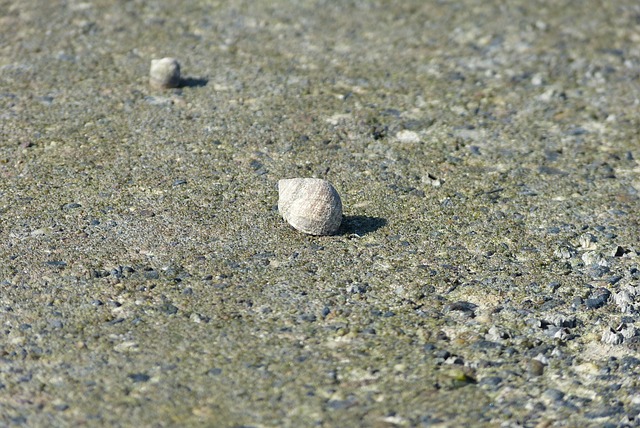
338,215 -> 387,236
179,77 -> 208,88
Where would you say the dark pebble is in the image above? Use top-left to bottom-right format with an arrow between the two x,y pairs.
249,160 -> 263,171
420,415 -> 444,425
479,376 -> 503,388
128,373 -> 150,383
548,282 -> 561,292
608,275 -> 622,285
588,265 -> 610,278
621,356 -> 640,371
46,261 -> 67,267
538,166 -> 568,176
584,406 -> 624,419
543,388 -> 565,402
144,270 -> 160,280
502,347 -> 519,357
585,288 -> 611,309
567,127 -> 587,136
62,202 -> 81,210
91,269 -> 110,279
347,284 -> 369,294
159,302 -> 178,315
299,313 -> 317,322
434,350 -> 451,359
539,299 -> 564,311
472,340 -> 503,350
11,416 -> 27,425
613,246 -> 627,257
207,368 -> 222,376
572,296 -> 584,308
446,301 -> 478,316
326,399 -> 354,410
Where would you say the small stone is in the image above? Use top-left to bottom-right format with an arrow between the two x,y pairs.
150,57 -> 181,89
612,246 -> 627,257
207,368 -> 222,376
529,359 -> 545,376
159,302 -> 178,315
543,388 -> 565,402
479,376 -> 503,388
128,373 -> 150,383
586,288 -> 611,309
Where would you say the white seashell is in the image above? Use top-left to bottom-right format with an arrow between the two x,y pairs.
150,57 -> 181,89
278,178 -> 343,236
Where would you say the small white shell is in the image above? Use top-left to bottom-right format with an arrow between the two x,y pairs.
278,178 -> 343,236
150,57 -> 181,89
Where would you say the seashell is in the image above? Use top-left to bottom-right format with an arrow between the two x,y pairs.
278,178 -> 343,236
150,57 -> 181,89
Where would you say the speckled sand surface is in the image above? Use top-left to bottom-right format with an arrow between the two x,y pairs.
1,1 -> 640,426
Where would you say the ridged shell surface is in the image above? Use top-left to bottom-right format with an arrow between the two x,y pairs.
278,178 -> 343,235
149,58 -> 181,89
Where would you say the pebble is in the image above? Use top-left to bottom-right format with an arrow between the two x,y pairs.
528,359 -> 545,376
150,57 -> 181,89
128,373 -> 150,383
586,288 -> 612,309
542,388 -> 565,402
479,376 -> 503,388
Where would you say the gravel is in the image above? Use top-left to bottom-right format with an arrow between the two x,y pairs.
1,0 -> 640,426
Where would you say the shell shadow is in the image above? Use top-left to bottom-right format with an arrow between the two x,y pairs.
338,215 -> 387,236
179,77 -> 208,88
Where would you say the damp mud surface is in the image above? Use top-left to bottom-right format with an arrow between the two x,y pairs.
1,1 -> 640,426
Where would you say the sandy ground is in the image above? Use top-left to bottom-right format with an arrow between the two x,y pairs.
1,1 -> 640,426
